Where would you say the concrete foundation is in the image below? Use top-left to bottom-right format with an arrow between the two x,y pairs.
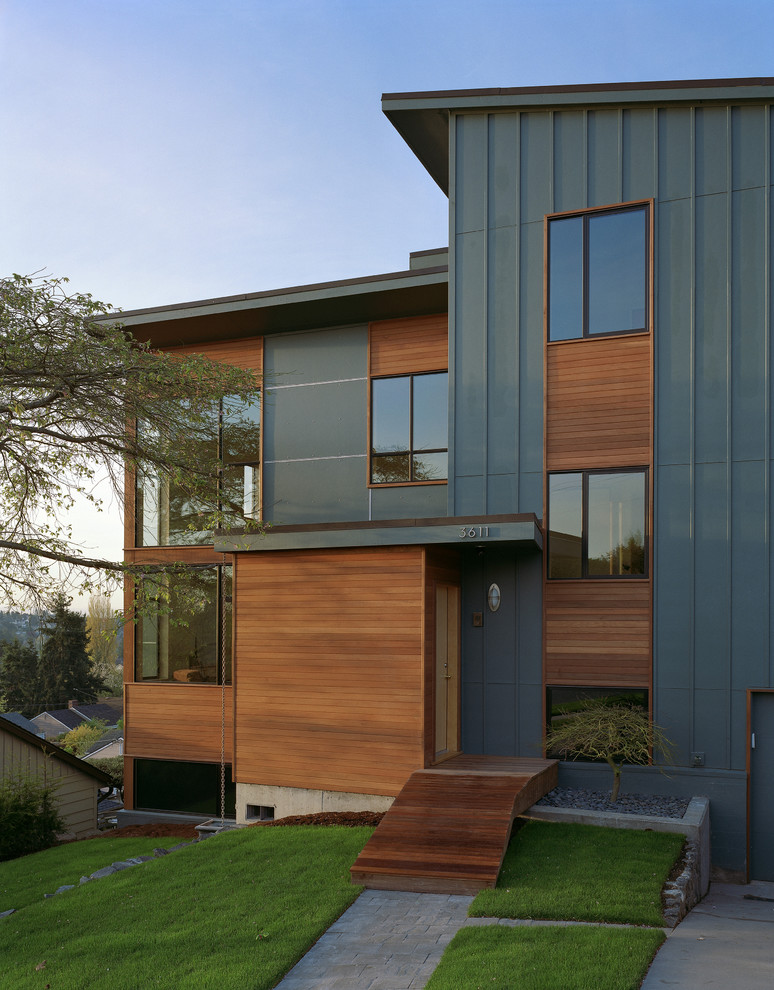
235,782 -> 395,824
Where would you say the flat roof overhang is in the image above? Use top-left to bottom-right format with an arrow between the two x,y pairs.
109,264 -> 448,349
382,76 -> 774,193
214,513 -> 542,554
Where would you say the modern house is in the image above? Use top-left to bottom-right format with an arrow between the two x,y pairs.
119,77 -> 774,883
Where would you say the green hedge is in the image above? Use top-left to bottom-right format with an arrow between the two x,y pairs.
0,772 -> 65,861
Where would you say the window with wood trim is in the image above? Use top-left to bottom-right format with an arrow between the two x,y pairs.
548,204 -> 649,341
370,372 -> 448,484
135,565 -> 232,684
548,470 -> 647,579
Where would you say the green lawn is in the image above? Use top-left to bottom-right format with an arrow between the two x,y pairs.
0,836 -> 190,911
426,819 -> 683,990
0,826 -> 371,990
425,925 -> 666,990
470,820 -> 685,926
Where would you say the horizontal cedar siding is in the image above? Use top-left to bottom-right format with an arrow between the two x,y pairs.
544,582 -> 651,687
370,314 -> 448,376
166,336 -> 263,374
546,335 -> 651,470
125,684 -> 233,762
234,546 -> 425,795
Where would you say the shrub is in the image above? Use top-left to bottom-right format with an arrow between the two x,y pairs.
0,771 -> 65,861
544,697 -> 675,802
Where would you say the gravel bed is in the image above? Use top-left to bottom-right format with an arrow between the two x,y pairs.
536,786 -> 690,819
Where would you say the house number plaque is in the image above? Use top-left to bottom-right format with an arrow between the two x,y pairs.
459,526 -> 490,539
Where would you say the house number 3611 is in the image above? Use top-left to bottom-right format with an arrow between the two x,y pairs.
459,526 -> 490,539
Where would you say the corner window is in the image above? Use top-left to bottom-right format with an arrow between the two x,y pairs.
135,565 -> 232,684
136,395 -> 260,546
370,372 -> 448,484
548,470 -> 647,579
548,205 -> 648,341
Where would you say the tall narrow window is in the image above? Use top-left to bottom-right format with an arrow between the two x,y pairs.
548,470 -> 647,579
135,395 -> 260,546
371,372 -> 448,484
548,205 -> 648,341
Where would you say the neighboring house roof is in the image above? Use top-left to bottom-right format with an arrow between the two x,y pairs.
1,712 -> 44,736
30,697 -> 123,737
0,716 -> 112,785
30,708 -> 86,734
71,699 -> 123,725
84,728 -> 124,759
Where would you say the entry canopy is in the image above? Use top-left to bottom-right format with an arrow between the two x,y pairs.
216,513 -> 542,554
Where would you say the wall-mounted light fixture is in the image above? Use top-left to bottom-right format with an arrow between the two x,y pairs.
487,583 -> 501,612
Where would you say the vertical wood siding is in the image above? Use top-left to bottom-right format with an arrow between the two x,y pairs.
369,314 -> 448,375
234,546 -> 426,795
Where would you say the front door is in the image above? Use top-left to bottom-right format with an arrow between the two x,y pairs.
435,584 -> 460,760
750,690 -> 774,880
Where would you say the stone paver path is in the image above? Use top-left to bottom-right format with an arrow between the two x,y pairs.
274,889 -> 474,990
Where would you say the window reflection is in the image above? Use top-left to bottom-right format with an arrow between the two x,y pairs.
548,470 -> 646,579
548,205 -> 648,341
371,372 -> 448,484
136,566 -> 232,684
136,395 -> 260,546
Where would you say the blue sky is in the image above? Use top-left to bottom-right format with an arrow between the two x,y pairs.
3,0 -> 774,313
2,0 -> 773,601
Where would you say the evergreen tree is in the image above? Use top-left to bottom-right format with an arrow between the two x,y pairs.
0,639 -> 42,718
37,594 -> 105,710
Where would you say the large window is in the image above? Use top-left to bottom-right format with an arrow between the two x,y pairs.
136,565 -> 232,684
134,758 -> 236,817
548,205 -> 648,341
370,372 -> 448,484
136,396 -> 260,547
548,470 -> 647,579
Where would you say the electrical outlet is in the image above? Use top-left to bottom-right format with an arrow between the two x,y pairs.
691,752 -> 705,767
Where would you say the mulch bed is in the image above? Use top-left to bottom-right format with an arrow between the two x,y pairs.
77,810 -> 385,842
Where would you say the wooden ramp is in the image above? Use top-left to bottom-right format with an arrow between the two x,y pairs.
350,755 -> 558,895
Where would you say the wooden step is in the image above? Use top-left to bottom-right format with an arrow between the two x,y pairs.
350,756 -> 557,895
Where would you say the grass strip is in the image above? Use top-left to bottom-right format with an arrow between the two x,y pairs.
0,825 -> 371,989
0,836 -> 190,911
425,924 -> 666,990
470,820 -> 684,926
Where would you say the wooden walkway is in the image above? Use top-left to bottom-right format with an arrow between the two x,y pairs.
350,755 -> 558,895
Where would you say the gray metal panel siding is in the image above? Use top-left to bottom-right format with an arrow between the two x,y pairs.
265,456 -> 368,526
262,325 -> 369,525
369,485 -> 448,520
451,101 -> 774,789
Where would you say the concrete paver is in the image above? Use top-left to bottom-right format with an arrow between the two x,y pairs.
274,889 -> 473,990
640,880 -> 774,990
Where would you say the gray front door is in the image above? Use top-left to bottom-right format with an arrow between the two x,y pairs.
750,690 -> 774,881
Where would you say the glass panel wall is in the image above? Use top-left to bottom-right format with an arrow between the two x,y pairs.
135,396 -> 260,546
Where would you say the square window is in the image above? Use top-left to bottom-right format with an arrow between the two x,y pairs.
548,205 -> 648,341
548,470 -> 647,579
370,372 -> 448,484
